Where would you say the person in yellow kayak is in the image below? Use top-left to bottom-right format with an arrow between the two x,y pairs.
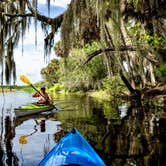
32,86 -> 53,105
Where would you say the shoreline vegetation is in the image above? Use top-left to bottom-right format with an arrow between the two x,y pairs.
0,86 -> 34,93
3,82 -> 164,107
0,87 -> 16,92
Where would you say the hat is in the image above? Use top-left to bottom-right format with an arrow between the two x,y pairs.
40,86 -> 46,90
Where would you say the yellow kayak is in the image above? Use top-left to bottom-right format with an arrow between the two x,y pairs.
14,103 -> 55,117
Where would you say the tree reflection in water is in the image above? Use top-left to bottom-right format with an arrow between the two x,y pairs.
97,105 -> 165,166
54,95 -> 165,166
0,93 -> 165,166
4,116 -> 18,166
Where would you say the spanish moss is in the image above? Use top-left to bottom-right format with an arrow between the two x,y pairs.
0,0 -> 63,84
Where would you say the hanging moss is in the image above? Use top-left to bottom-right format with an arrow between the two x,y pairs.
0,1 -> 27,84
61,0 -> 101,57
0,0 -> 59,85
61,1 -> 74,57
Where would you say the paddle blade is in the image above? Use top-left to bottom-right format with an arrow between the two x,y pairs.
20,75 -> 31,85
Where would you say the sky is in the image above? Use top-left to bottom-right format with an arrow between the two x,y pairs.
14,0 -> 71,85
38,0 -> 71,8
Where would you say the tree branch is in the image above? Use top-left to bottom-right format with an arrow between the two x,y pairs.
83,46 -> 160,65
83,46 -> 136,65
26,0 -> 64,26
0,12 -> 33,17
0,2 -> 64,28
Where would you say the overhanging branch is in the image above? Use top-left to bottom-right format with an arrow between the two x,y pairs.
83,46 -> 160,65
26,0 -> 64,26
1,5 -> 64,29
83,46 -> 136,65
0,12 -> 33,17
0,9 -> 63,27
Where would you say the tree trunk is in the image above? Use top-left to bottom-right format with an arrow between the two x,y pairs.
104,53 -> 112,78
149,63 -> 156,86
120,70 -> 141,104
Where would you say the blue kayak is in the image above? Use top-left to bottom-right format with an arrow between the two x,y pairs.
38,128 -> 106,166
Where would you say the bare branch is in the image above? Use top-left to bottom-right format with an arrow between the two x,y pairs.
26,0 -> 64,26
83,46 -> 136,65
0,1 -> 64,27
0,12 -> 33,17
83,45 -> 160,66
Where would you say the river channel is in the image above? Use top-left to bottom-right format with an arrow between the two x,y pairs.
0,91 -> 165,166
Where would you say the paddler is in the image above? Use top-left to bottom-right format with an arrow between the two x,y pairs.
32,86 -> 53,105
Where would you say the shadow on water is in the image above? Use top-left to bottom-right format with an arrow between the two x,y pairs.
0,92 -> 165,166
53,94 -> 166,166
0,98 -> 19,165
92,104 -> 166,166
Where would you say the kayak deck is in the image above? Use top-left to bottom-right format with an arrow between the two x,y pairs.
38,128 -> 106,166
15,103 -> 53,110
14,103 -> 55,117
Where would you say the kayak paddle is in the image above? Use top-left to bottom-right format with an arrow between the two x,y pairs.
19,74 -> 49,103
20,74 -> 40,93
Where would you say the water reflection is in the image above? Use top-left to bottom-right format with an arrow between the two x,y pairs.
0,92 -> 165,166
101,106 -> 165,166
0,92 -> 62,165
5,116 -> 18,166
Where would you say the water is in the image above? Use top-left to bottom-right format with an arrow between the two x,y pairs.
0,91 -> 165,166
0,92 -> 61,166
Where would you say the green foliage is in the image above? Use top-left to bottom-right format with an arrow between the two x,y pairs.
72,43 -> 105,90
127,21 -> 141,39
102,77 -> 127,95
48,83 -> 63,92
54,41 -> 64,57
42,40 -> 130,96
41,59 -> 60,86
43,41 -> 106,92
155,65 -> 166,80
83,42 -> 100,54
56,42 -> 105,91
88,90 -> 111,101
47,83 -> 66,96
53,83 -> 62,91
15,86 -> 35,92
127,20 -> 166,48
142,34 -> 166,48
88,77 -> 127,102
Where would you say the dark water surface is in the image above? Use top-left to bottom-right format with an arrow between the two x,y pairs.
0,91 -> 165,166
